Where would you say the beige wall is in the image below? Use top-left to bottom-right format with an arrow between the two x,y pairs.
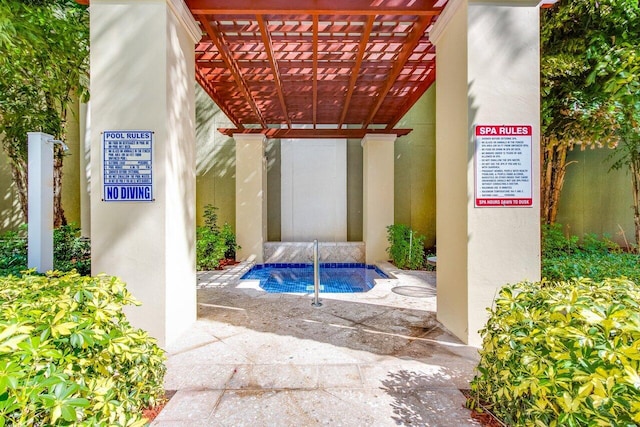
0,149 -> 22,232
281,137 -> 347,242
235,134 -> 267,262
434,1 -> 470,342
347,139 -> 363,241
394,86 -> 437,248
61,96 -> 82,226
557,147 -> 635,243
195,84 -> 236,229
266,139 -> 281,241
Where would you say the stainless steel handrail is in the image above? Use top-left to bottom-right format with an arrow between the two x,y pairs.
312,239 -> 322,307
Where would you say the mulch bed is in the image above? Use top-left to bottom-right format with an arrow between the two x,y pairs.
142,390 -> 176,423
460,389 -> 506,427
217,258 -> 239,269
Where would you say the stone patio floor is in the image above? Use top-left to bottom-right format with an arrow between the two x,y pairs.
151,262 -> 481,426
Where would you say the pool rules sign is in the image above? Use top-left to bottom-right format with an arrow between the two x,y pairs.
475,125 -> 533,208
102,131 -> 153,202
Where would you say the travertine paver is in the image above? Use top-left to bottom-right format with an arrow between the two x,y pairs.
152,263 -> 481,426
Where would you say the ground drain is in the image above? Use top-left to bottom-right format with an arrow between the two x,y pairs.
391,286 -> 436,298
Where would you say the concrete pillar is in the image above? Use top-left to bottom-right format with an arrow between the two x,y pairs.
90,0 -> 201,347
362,134 -> 396,264
235,134 -> 267,262
430,0 -> 541,346
27,132 -> 55,272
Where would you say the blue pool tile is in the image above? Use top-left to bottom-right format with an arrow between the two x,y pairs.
240,263 -> 387,293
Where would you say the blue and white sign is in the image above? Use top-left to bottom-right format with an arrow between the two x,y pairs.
102,131 -> 153,202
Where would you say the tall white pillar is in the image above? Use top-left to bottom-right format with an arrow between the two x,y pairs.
90,0 -> 201,347
430,0 -> 541,346
362,134 -> 396,264
235,134 -> 267,262
27,132 -> 55,273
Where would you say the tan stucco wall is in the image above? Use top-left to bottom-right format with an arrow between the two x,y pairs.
61,96 -> 82,226
195,84 -> 236,229
0,148 -> 22,232
394,85 -> 437,248
266,139 -> 281,241
347,139 -> 363,241
557,147 -> 635,243
434,1 -> 470,342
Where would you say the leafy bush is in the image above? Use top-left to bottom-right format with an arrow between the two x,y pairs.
0,226 -> 27,276
54,224 -> 91,275
542,225 -> 640,282
386,224 -> 425,270
196,205 -> 238,270
0,272 -> 165,426
0,224 -> 91,276
542,223 -> 579,258
196,227 -> 226,270
469,278 -> 640,426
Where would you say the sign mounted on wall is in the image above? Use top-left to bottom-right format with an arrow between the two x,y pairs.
102,131 -> 153,202
474,125 -> 533,208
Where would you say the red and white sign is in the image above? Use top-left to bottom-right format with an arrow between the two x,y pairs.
475,125 -> 533,208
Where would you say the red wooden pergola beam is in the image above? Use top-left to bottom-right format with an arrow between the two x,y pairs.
338,16 -> 374,129
256,15 -> 292,128
218,128 -> 413,139
386,69 -> 436,130
312,15 -> 318,128
362,15 -> 433,128
195,68 -> 245,130
198,14 -> 268,128
186,0 -> 442,15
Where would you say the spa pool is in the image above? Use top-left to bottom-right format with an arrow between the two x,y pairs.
241,263 -> 389,293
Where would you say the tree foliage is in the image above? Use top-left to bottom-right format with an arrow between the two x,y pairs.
0,0 -> 89,225
539,0 -> 638,224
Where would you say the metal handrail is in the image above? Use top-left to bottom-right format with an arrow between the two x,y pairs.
311,239 -> 322,307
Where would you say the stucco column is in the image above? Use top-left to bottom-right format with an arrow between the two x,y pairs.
235,134 -> 267,262
90,0 -> 201,347
362,134 -> 396,264
430,0 -> 541,346
27,132 -> 55,273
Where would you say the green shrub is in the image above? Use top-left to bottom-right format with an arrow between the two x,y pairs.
469,278 -> 640,426
542,225 -> 640,282
54,224 -> 91,275
196,204 -> 239,270
0,226 -> 27,276
0,224 -> 91,276
541,223 -> 579,258
0,272 -> 166,426
386,224 -> 425,270
196,226 -> 226,270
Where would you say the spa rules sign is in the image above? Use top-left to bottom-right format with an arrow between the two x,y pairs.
474,125 -> 533,208
102,131 -> 153,202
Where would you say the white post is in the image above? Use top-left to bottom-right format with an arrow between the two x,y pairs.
27,132 -> 55,273
235,133 -> 267,262
362,133 -> 396,264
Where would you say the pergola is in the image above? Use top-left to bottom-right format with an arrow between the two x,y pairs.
189,0 -> 444,138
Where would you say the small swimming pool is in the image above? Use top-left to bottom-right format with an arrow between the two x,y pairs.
241,263 -> 389,293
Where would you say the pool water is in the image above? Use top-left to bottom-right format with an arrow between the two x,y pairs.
241,263 -> 389,293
